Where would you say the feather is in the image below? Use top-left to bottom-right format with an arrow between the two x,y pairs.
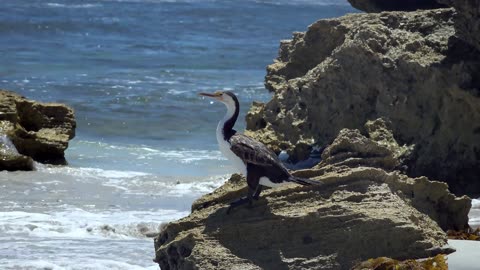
229,134 -> 284,168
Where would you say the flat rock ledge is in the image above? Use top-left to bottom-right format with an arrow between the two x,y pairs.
0,90 -> 76,169
348,0 -> 447,13
153,125 -> 471,270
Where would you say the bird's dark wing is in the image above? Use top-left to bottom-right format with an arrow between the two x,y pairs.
229,134 -> 283,167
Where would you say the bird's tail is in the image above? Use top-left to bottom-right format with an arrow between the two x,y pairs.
288,176 -> 323,186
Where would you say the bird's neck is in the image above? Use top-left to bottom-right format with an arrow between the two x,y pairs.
216,101 -> 239,142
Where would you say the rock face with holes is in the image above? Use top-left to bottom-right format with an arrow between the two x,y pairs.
0,90 -> 76,169
437,0 -> 480,51
245,8 -> 480,195
348,0 -> 447,12
153,124 -> 471,270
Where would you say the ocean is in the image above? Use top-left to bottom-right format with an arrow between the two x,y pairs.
0,1 -> 478,269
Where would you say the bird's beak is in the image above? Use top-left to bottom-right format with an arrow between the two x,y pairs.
199,92 -> 223,101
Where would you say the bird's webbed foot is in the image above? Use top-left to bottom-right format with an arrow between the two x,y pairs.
226,196 -> 252,214
252,185 -> 263,200
226,185 -> 263,214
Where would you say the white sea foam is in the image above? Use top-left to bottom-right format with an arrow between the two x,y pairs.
46,3 -> 102,8
102,173 -> 228,196
469,198 -> 480,229
35,165 -> 150,180
0,259 -> 159,270
25,163 -> 228,198
0,134 -> 19,155
472,198 -> 480,208
71,140 -> 224,164
0,208 -> 186,240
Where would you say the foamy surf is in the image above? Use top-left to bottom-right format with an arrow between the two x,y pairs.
469,199 -> 480,229
66,140 -> 228,176
46,3 -> 102,8
0,164 -> 227,270
0,208 -> 186,240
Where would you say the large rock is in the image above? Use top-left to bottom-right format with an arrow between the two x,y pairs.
308,123 -> 470,231
154,122 -> 471,270
246,8 -> 480,195
437,0 -> 480,51
348,0 -> 446,12
154,170 -> 468,270
0,90 -> 76,167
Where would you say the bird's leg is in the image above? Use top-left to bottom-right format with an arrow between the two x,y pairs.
226,188 -> 254,214
252,185 -> 263,200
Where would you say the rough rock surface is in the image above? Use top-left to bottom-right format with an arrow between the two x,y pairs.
154,124 -> 471,270
318,118 -> 413,171
437,0 -> 480,51
0,90 -> 76,168
246,8 -> 480,195
155,169 -> 467,270
348,0 -> 446,12
307,123 -> 470,231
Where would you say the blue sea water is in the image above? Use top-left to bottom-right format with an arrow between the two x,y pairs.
1,0 -> 357,176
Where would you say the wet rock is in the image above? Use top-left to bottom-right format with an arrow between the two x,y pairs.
248,9 -> 480,195
0,90 -> 76,168
348,0 -> 447,12
154,167 -> 467,270
0,121 -> 34,170
437,0 -> 480,51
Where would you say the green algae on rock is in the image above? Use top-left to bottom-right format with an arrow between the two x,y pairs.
0,90 -> 76,168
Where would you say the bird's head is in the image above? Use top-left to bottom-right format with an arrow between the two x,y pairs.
199,91 -> 238,108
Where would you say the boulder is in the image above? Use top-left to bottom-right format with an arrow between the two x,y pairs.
437,0 -> 480,51
0,90 -> 76,167
154,168 -> 468,270
348,0 -> 447,12
246,8 -> 480,195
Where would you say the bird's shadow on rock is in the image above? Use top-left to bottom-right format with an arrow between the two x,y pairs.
202,184 -> 351,270
204,201 -> 291,270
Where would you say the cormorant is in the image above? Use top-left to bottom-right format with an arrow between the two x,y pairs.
199,91 -> 320,213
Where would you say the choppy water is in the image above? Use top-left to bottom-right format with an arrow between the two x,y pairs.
0,0 -> 478,269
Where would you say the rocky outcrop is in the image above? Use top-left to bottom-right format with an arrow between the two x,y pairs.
246,8 -> 480,195
307,122 -> 470,231
154,123 -> 471,270
0,90 -> 76,168
348,0 -> 446,12
155,172 -> 469,270
437,0 -> 480,51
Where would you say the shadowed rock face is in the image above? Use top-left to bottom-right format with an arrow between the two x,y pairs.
246,9 -> 480,195
0,90 -> 76,168
437,0 -> 480,51
348,0 -> 447,12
